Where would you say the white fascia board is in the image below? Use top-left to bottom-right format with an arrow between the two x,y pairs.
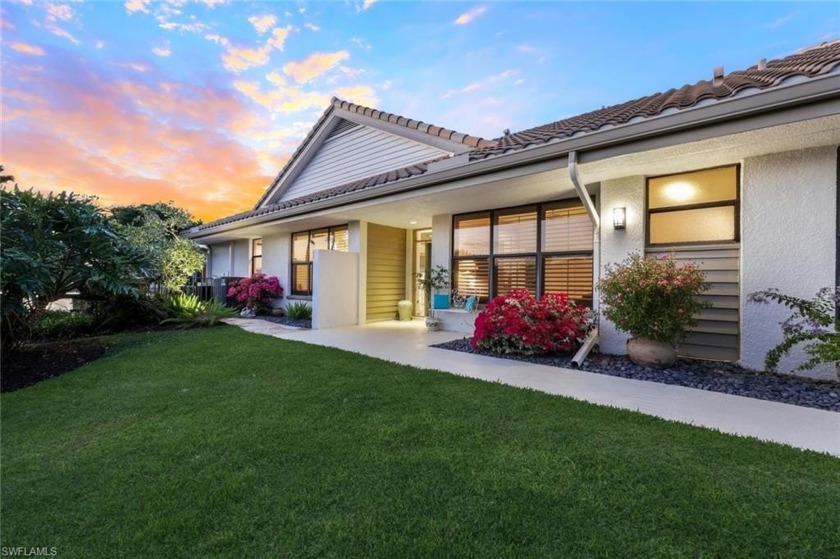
338,109 -> 470,154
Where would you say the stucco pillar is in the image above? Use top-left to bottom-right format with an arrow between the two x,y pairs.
431,214 -> 452,270
261,232 -> 290,307
349,220 -> 368,323
598,176 -> 646,355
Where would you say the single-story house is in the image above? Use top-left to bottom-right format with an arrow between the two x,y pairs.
186,40 -> 840,379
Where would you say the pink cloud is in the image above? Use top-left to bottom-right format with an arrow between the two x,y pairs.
124,0 -> 150,14
248,14 -> 276,34
10,42 -> 46,56
1,58 -> 274,221
283,50 -> 349,84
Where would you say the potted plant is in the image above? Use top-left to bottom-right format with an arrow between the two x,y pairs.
598,253 -> 710,368
415,265 -> 451,330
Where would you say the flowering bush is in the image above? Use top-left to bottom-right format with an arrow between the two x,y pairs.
226,273 -> 283,314
472,290 -> 589,355
598,253 -> 710,345
748,287 -> 840,373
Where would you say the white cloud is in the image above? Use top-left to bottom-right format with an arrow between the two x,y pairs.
766,13 -> 797,29
455,6 -> 487,25
356,0 -> 376,12
46,3 -> 74,21
441,69 -> 517,98
304,22 -> 320,32
152,42 -> 172,57
205,34 -> 230,46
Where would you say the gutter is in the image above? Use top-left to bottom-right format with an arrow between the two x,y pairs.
187,74 -> 840,240
568,151 -> 600,367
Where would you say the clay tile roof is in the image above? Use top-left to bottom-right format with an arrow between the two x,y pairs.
470,40 -> 840,161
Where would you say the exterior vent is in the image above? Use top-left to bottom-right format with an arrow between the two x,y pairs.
713,66 -> 725,86
327,118 -> 359,139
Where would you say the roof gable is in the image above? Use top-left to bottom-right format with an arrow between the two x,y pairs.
255,97 -> 495,208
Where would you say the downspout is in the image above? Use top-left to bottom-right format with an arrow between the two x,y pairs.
568,151 -> 600,367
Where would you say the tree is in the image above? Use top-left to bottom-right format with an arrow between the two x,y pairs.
109,202 -> 205,293
1,186 -> 151,348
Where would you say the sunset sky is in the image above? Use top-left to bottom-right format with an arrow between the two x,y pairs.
1,1 -> 837,222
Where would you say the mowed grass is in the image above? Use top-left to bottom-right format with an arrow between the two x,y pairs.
2,327 -> 839,557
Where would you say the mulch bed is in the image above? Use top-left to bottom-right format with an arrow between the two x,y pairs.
2,338 -> 110,393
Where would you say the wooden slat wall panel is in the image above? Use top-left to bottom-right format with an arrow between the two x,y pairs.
279,127 -> 448,203
366,224 -> 407,321
646,245 -> 740,362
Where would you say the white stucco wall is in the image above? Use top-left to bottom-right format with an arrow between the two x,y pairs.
261,232 -> 291,308
598,176 -> 647,355
232,239 -> 251,276
741,146 -> 837,380
208,240 -> 251,277
208,242 -> 232,277
312,249 -> 359,329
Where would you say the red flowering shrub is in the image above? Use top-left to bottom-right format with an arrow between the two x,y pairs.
472,290 -> 589,355
226,273 -> 283,314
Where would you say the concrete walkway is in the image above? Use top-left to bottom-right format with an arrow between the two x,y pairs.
225,318 -> 840,457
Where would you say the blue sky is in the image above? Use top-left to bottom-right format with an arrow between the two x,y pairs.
1,1 -> 837,219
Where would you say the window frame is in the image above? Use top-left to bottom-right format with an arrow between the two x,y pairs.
290,225 -> 349,296
451,199 -> 594,304
645,164 -> 741,247
251,238 -> 262,275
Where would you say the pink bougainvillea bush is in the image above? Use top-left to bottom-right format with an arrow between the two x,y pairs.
472,289 -> 589,355
226,273 -> 283,314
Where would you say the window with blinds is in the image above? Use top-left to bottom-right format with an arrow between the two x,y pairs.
251,239 -> 263,275
291,225 -> 349,296
452,200 -> 594,306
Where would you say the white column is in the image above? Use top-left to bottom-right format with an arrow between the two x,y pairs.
598,176 -> 646,355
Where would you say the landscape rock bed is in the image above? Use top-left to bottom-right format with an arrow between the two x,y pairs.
433,338 -> 840,412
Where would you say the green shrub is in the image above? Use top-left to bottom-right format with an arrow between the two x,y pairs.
598,253 -> 710,345
30,310 -> 95,340
748,287 -> 840,372
161,293 -> 236,328
284,301 -> 312,320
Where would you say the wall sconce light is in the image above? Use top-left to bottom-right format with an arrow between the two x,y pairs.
613,207 -> 626,230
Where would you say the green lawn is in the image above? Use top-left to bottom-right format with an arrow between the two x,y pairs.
2,327 -> 839,557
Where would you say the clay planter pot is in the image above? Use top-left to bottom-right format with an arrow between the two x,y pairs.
627,337 -> 677,368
